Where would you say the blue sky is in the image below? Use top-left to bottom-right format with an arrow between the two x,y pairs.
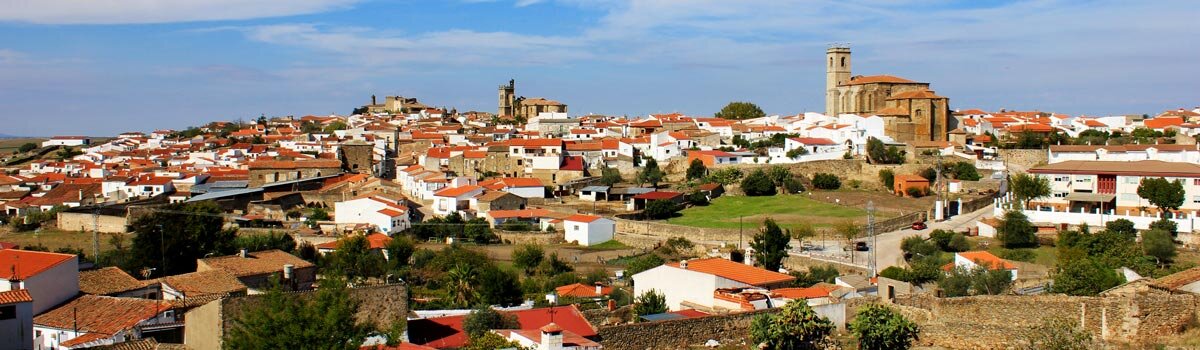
1,0 -> 1197,136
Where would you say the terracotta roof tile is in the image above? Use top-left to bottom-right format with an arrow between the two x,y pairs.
163,270 -> 247,297
665,258 -> 795,286
0,289 -> 32,304
197,249 -> 313,278
0,249 -> 76,280
79,267 -> 148,296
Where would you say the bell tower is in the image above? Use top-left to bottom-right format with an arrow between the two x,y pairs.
825,46 -> 851,116
499,79 -> 516,117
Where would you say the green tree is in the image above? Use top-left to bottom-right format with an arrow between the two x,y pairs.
1052,249 -> 1123,296
225,277 -> 368,350
786,148 -> 809,158
835,220 -> 862,245
323,121 -> 348,133
461,305 -> 519,339
633,289 -> 667,316
463,218 -> 494,243
1105,218 -> 1137,239
751,219 -> 791,271
791,222 -> 816,247
951,162 -> 982,181
446,264 -> 481,307
900,236 -> 938,260
811,173 -> 841,190
850,304 -> 920,350
878,169 -> 895,189
464,332 -> 526,350
305,207 -> 330,228
714,101 -> 766,120
996,210 -> 1037,248
512,244 -> 545,275
637,158 -> 666,187
866,137 -> 904,164
1149,218 -> 1178,236
600,165 -> 623,186
129,202 -> 237,276
706,168 -> 743,185
750,299 -> 833,350
1137,177 -> 1185,218
790,265 -> 840,287
767,166 -> 791,190
740,169 -> 776,196
686,158 -> 707,181
624,254 -> 665,280
323,235 -> 386,281
1142,229 -> 1176,265
643,200 -> 680,219
1010,173 -> 1051,208
234,232 -> 296,253
55,147 -> 82,160
686,191 -> 709,206
385,235 -> 415,270
18,143 -> 37,153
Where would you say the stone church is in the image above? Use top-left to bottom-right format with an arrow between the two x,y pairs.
825,46 -> 954,142
498,79 -> 568,119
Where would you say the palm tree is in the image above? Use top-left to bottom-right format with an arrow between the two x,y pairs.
445,264 -> 479,307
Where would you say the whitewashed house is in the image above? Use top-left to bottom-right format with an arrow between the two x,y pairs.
563,214 -> 615,246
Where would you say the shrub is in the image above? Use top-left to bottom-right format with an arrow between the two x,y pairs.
643,200 -> 680,219
783,177 -> 806,193
811,173 -> 841,190
686,191 -> 709,206
906,187 -> 925,198
878,169 -> 895,188
995,248 -> 1035,262
741,169 -> 777,196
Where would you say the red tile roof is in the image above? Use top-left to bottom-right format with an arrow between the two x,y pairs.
407,305 -> 595,348
555,283 -> 612,298
842,74 -> 921,86
34,295 -> 165,346
433,185 -> 483,198
560,156 -> 585,171
632,191 -> 683,200
789,137 -> 837,145
563,214 -> 605,223
0,289 -> 32,304
0,249 -> 76,280
1145,116 -> 1185,129
942,251 -> 1016,271
772,285 -> 837,299
316,233 -> 393,250
665,258 -> 795,286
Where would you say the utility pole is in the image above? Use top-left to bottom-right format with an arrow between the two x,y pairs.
868,201 -> 876,277
91,206 -> 100,263
739,216 -> 744,250
935,152 -> 944,221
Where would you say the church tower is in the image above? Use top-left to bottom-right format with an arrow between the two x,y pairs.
499,79 -> 516,117
825,46 -> 851,116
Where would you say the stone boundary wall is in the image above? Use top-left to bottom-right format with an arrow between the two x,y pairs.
56,212 -> 128,233
998,149 -> 1048,171
614,218 -> 742,242
596,308 -> 778,350
497,231 -> 562,245
891,292 -> 1198,349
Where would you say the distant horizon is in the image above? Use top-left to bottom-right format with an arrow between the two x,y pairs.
2,0 -> 1197,136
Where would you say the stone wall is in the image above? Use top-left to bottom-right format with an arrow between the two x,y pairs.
614,218 -> 742,242
56,211 -> 128,233
497,231 -> 562,245
890,291 -> 1198,349
596,308 -> 778,350
998,149 -> 1048,171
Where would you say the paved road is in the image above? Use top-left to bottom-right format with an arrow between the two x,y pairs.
790,204 -> 996,271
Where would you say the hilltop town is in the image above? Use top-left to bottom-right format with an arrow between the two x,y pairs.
3,47 -> 1200,349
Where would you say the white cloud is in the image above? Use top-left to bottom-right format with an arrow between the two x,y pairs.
0,0 -> 361,24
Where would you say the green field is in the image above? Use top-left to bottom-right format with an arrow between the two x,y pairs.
668,194 -> 874,229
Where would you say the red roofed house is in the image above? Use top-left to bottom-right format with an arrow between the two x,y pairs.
34,295 -> 177,349
627,191 -> 683,211
686,150 -> 739,167
0,289 -> 33,349
407,305 -> 597,349
555,283 -> 613,300
316,233 -> 394,256
479,177 -> 545,199
784,137 -> 843,155
494,323 -> 602,350
562,214 -> 615,246
942,251 -> 1018,281
0,249 -> 79,314
334,194 -> 411,234
893,174 -> 930,197
633,258 -> 796,311
432,185 -> 484,217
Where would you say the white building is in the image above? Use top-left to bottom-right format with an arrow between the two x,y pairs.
1027,160 -> 1200,215
480,178 -> 545,199
432,185 -> 484,217
334,194 -> 411,234
632,258 -> 795,311
0,290 -> 33,350
1047,145 -> 1200,164
41,136 -> 90,147
0,249 -> 79,315
562,214 -> 615,246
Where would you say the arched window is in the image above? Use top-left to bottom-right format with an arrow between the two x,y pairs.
829,57 -> 833,67
840,57 -> 846,67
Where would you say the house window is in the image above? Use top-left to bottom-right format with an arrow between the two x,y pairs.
1193,178 -> 1200,186
1075,177 -> 1091,183
1125,177 -> 1140,184
0,305 -> 14,320
1053,192 -> 1067,198
574,225 -> 580,230
1194,195 -> 1200,204
1055,176 -> 1069,182
1121,193 -> 1138,201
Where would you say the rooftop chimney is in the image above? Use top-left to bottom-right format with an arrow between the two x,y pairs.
283,264 -> 294,280
539,323 -> 563,350
239,249 -> 247,258
594,282 -> 603,295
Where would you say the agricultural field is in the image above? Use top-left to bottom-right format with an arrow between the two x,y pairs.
668,194 -> 893,230
0,138 -> 46,154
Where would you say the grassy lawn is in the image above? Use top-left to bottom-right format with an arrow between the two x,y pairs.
581,240 -> 629,251
669,194 -> 870,229
0,228 -> 123,255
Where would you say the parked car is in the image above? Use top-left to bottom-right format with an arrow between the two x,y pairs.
855,241 -> 869,251
911,221 -> 928,230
